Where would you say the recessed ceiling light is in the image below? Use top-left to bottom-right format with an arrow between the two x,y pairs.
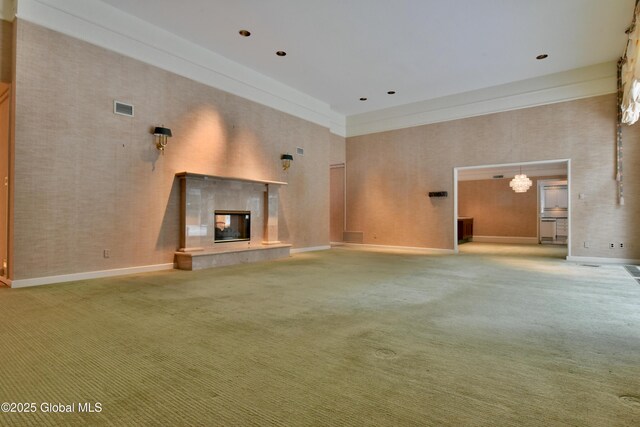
239,29 -> 251,37
387,91 -> 396,95
536,54 -> 548,60
359,97 -> 367,101
276,51 -> 287,56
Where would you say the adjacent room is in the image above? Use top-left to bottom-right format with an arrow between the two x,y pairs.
456,160 -> 569,254
1,0 -> 639,425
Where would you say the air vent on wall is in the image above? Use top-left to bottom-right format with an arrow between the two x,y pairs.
492,175 -> 504,179
114,100 -> 134,117
296,147 -> 304,156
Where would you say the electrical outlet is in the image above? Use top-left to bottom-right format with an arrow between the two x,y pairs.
609,243 -> 615,249
583,241 -> 590,248
103,249 -> 111,258
620,242 -> 625,249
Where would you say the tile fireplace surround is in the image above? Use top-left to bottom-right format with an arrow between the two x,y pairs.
174,172 -> 291,271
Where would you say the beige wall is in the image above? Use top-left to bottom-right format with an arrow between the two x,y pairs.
0,19 -> 11,82
458,177 -> 563,238
330,133 -> 346,165
346,94 -> 640,259
11,20 -> 330,280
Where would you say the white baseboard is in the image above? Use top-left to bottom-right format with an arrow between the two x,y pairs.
341,243 -> 454,254
471,236 -> 539,244
9,263 -> 175,288
290,245 -> 331,254
566,256 -> 640,265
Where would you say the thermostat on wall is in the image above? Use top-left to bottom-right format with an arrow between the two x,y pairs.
428,191 -> 448,198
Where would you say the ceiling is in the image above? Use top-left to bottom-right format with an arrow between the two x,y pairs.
457,162 -> 567,181
99,0 -> 634,117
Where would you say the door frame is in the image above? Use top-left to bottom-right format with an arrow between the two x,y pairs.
453,158 -> 571,258
329,163 -> 346,244
0,83 -> 10,283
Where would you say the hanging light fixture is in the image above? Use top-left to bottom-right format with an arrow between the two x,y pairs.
509,166 -> 532,193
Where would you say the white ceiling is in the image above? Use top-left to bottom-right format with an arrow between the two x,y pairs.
98,0 -> 633,117
458,162 -> 567,181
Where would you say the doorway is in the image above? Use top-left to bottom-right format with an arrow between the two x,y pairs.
330,164 -> 345,243
453,159 -> 571,258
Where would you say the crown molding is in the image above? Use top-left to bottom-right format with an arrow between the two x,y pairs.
15,0 -> 347,136
346,61 -> 617,137
13,1 -> 615,140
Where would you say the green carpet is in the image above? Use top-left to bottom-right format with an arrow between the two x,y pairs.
0,244 -> 639,426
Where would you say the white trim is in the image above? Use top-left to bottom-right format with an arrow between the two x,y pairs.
458,165 -> 567,181
567,256 -> 640,265
455,158 -> 572,171
290,245 -> 331,254
346,62 -> 616,137
16,0 -> 347,137
13,1 -> 617,139
471,236 -> 539,244
0,0 -> 16,21
340,243 -> 454,254
9,263 -> 174,288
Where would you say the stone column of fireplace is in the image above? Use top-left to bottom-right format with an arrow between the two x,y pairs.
263,184 -> 280,245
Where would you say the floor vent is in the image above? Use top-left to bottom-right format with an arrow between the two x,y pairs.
114,100 -> 134,117
624,265 -> 640,278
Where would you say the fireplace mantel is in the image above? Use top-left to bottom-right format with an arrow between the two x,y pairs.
175,172 -> 287,186
174,172 -> 290,270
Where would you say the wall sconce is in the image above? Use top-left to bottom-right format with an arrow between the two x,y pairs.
281,154 -> 293,170
153,126 -> 172,154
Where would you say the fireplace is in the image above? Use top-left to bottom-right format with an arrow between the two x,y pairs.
214,211 -> 251,243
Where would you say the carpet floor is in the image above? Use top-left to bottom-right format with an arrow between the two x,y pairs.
0,243 -> 639,426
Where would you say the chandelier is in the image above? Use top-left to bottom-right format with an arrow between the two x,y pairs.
509,167 -> 532,193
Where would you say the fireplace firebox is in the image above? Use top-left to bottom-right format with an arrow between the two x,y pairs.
214,210 -> 251,243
